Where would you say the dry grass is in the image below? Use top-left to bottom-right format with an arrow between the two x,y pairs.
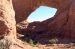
0,39 -> 11,49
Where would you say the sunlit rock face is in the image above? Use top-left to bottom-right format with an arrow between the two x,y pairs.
0,0 -> 16,38
13,0 -> 75,40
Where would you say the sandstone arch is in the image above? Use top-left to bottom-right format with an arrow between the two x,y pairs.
0,0 -> 75,49
12,0 -> 75,39
12,0 -> 66,23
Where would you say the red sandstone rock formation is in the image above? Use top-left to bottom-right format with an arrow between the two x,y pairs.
14,0 -> 75,39
0,0 -> 40,49
0,0 -> 28,49
12,0 -> 65,23
0,0 -> 16,40
0,0 -> 17,48
0,0 -> 75,48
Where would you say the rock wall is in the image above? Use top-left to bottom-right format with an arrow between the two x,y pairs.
0,0 -> 39,49
13,0 -> 75,40
0,0 -> 17,49
0,0 -> 16,39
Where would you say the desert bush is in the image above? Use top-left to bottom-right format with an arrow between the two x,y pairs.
0,39 -> 11,49
49,38 -> 58,44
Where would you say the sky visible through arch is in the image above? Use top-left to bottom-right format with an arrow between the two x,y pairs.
27,6 -> 57,23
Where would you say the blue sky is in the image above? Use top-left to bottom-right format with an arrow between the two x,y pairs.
27,6 -> 57,22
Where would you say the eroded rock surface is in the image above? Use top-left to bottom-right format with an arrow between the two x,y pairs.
13,0 -> 75,43
0,0 -> 16,39
12,0 -> 65,23
0,0 -> 40,49
0,0 -> 75,49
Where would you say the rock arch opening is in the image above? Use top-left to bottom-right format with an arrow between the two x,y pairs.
27,6 -> 57,23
